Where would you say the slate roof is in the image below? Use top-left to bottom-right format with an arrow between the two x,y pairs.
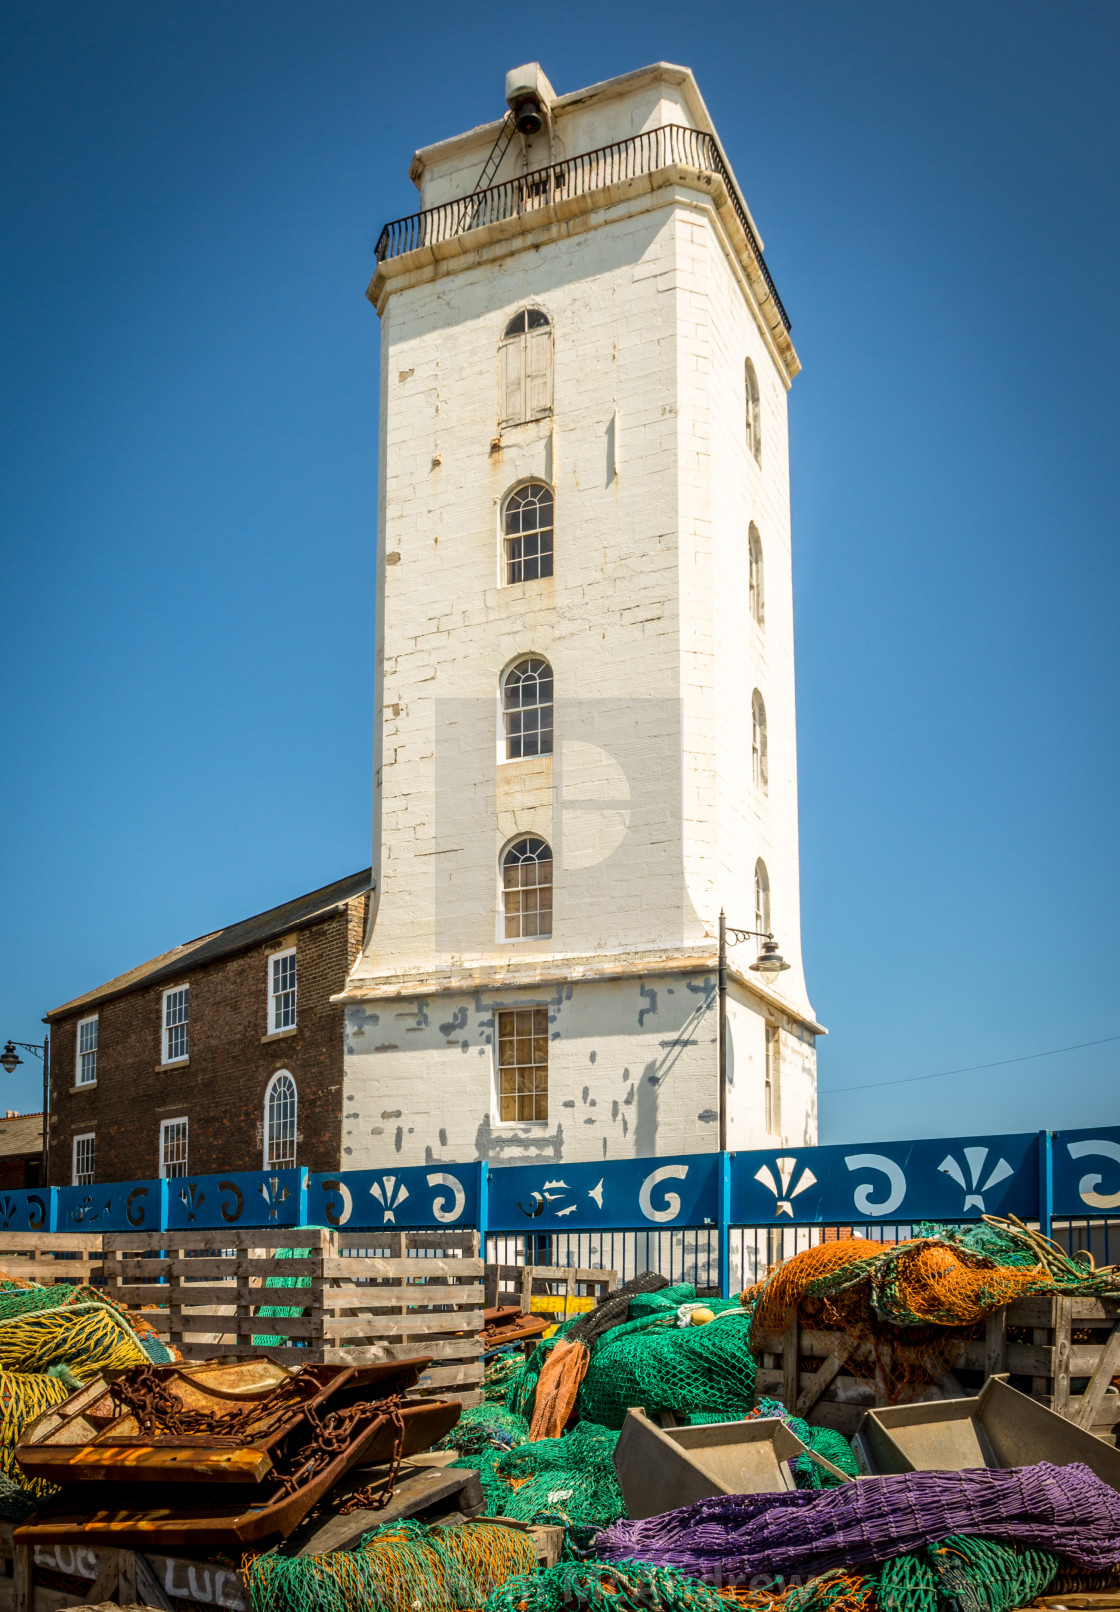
0,1113 -> 43,1159
47,870 -> 372,1021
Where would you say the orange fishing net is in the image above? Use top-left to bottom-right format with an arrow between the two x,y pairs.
750,1240 -> 885,1333
875,1242 -> 1045,1327
528,1337 -> 589,1441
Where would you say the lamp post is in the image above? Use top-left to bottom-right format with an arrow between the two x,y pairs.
0,1038 -> 49,1187
717,910 -> 790,1152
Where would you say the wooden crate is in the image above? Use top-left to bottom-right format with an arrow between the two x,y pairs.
483,1262 -> 616,1322
0,1232 -> 103,1289
751,1294 -> 1120,1440
322,1229 -> 484,1406
102,1227 -> 485,1404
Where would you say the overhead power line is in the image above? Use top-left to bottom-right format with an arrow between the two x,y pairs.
826,1034 -> 1120,1096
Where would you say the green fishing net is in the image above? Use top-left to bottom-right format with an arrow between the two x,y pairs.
484,1558 -> 729,1612
577,1310 -> 756,1429
252,1244 -> 312,1347
494,1422 -> 625,1530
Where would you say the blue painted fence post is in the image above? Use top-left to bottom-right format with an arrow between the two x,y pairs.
44,1187 -> 59,1233
718,1151 -> 731,1300
477,1163 -> 489,1261
297,1168 -> 309,1227
157,1178 -> 169,1232
1038,1130 -> 1053,1240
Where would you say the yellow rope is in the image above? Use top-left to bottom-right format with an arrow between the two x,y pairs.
0,1372 -> 69,1498
0,1304 -> 150,1380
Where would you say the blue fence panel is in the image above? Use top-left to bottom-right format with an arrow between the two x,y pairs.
730,1131 -> 1040,1225
1053,1126 -> 1120,1218
165,1168 -> 306,1230
307,1165 -> 480,1230
487,1151 -> 720,1232
0,1188 -> 55,1232
56,1179 -> 164,1232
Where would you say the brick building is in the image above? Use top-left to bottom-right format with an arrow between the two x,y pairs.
45,872 -> 371,1186
0,1112 -> 44,1188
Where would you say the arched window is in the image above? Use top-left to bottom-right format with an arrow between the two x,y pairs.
502,836 -> 553,939
751,690 -> 768,789
754,859 -> 771,938
748,524 -> 764,626
499,309 -> 552,428
745,358 -> 761,464
264,1071 -> 297,1170
504,482 -> 554,583
503,657 -> 553,759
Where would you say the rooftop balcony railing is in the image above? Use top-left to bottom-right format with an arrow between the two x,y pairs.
374,124 -> 791,333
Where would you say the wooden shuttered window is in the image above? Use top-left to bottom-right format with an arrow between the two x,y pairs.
499,310 -> 552,427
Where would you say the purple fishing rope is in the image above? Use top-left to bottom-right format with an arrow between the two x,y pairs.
596,1462 -> 1120,1580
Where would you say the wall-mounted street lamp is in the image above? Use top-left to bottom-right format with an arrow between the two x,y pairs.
0,1039 -> 49,1186
717,910 -> 790,1151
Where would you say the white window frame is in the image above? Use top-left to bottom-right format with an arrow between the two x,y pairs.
263,1070 -> 298,1170
268,948 -> 298,1033
755,859 -> 771,938
501,836 -> 554,941
159,1117 -> 189,1178
162,984 -> 189,1065
751,690 -> 768,790
75,1015 -> 98,1087
501,657 -> 554,761
745,357 -> 762,464
764,1023 -> 779,1134
72,1132 -> 95,1186
494,1008 -> 549,1124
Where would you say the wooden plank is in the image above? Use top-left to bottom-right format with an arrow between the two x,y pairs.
796,1337 -> 856,1416
105,1228 -> 330,1253
133,1551 -> 174,1611
985,1307 -> 1007,1378
1074,1319 -> 1120,1430
782,1312 -> 800,1413
117,1551 -> 136,1606
83,1552 -> 120,1607
285,1464 -> 483,1558
325,1311 -> 483,1338
322,1257 -> 483,1281
1010,1294 -> 1120,1328
111,1281 -> 321,1306
113,1257 -> 325,1280
13,1543 -> 30,1612
415,1362 -> 484,1389
323,1284 -> 485,1306
1052,1296 -> 1073,1417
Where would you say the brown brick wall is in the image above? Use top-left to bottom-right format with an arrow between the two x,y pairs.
47,895 -> 367,1186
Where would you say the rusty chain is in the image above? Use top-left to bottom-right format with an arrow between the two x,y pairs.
107,1367 -> 408,1511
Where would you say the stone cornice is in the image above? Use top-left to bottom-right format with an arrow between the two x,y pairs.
367,165 -> 800,385
332,946 -> 826,1036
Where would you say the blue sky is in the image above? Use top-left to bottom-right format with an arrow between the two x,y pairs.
1,1 -> 1117,1144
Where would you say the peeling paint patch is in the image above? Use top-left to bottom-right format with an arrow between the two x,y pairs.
373,1043 -> 399,1054
395,1126 -> 403,1152
589,1050 -> 597,1064
440,1006 -> 468,1037
439,1128 -> 448,1146
697,1109 -> 718,1123
382,1110 -> 402,1120
611,1101 -> 620,1120
638,985 -> 658,1027
659,1038 -> 697,1049
562,1100 -> 575,1108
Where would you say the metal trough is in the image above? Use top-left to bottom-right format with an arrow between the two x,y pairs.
614,1408 -> 852,1519
853,1376 -> 1120,1489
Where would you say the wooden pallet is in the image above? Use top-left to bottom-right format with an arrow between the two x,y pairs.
0,1232 -> 103,1289
102,1227 -> 485,1405
483,1262 -> 615,1322
751,1294 -> 1120,1439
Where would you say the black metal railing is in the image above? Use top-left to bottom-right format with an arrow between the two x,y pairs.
375,124 -> 791,333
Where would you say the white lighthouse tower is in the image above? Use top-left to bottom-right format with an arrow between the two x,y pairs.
337,62 -> 823,1170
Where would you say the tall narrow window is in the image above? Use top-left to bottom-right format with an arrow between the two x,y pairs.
764,1023 -> 779,1133
264,1071 -> 298,1169
748,524 -> 764,626
496,1008 -> 549,1121
160,1117 -> 189,1178
503,657 -> 553,758
751,690 -> 768,789
499,309 -> 552,427
269,949 -> 297,1032
162,985 -> 190,1064
503,837 -> 553,939
754,859 -> 771,938
72,1132 -> 95,1186
504,482 -> 554,583
745,358 -> 762,463
76,1016 -> 98,1086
